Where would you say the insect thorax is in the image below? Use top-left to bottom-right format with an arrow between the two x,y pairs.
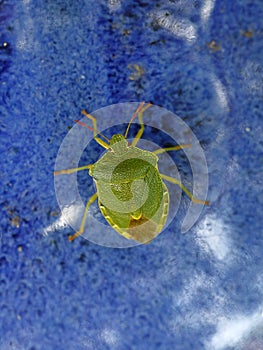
90,146 -> 158,182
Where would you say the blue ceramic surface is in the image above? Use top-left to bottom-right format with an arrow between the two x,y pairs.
1,1 -> 263,349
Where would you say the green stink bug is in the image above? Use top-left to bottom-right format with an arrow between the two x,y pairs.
54,102 -> 209,243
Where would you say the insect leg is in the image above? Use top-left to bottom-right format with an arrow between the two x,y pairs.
54,164 -> 92,176
153,144 -> 191,155
131,102 -> 152,147
81,110 -> 109,149
160,174 -> 209,205
68,192 -> 98,242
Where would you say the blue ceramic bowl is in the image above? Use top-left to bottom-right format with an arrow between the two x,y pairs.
1,1 -> 262,349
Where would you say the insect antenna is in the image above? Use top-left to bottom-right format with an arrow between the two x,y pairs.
124,101 -> 146,139
74,120 -> 110,143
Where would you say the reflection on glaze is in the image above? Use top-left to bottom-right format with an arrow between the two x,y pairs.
196,214 -> 231,261
208,309 -> 263,350
150,10 -> 197,42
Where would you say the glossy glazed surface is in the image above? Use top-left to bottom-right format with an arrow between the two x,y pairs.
1,1 -> 262,349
